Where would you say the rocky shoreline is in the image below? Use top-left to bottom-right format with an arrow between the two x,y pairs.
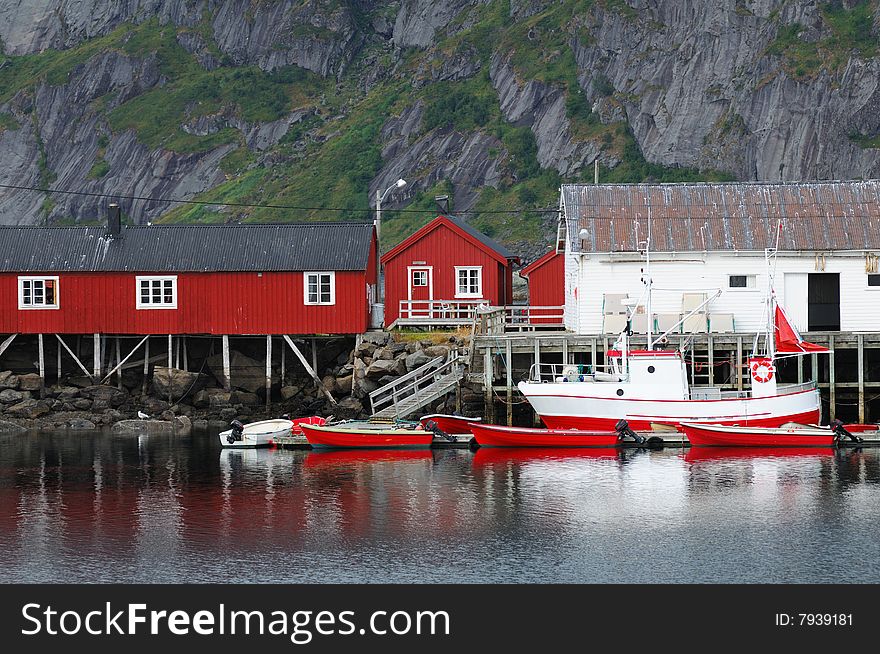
0,332 -> 483,435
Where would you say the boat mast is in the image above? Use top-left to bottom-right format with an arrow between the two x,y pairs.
645,205 -> 653,350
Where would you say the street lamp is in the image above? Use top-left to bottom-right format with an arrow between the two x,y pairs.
374,178 -> 406,308
375,178 -> 407,243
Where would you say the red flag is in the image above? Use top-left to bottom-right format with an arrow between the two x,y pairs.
775,305 -> 828,354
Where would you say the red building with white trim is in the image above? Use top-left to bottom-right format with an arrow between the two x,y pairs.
518,249 -> 565,325
380,215 -> 519,327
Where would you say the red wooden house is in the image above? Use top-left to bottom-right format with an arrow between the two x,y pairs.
380,215 -> 519,328
0,221 -> 377,336
518,249 -> 565,325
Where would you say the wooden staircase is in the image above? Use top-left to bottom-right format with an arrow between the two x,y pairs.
369,353 -> 465,421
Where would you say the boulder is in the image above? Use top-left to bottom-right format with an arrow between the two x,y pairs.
423,345 -> 450,359
366,358 -> 406,379
321,374 -> 339,394
388,342 -> 408,355
79,385 -> 128,407
207,389 -> 233,407
372,346 -> 394,361
111,420 -> 174,435
0,419 -> 26,434
355,341 -> 377,357
55,386 -> 82,401
405,350 -> 434,371
66,376 -> 93,388
336,374 -> 353,395
151,367 -> 207,399
206,350 -> 266,393
0,371 -> 20,390
0,389 -> 26,404
361,331 -> 391,346
219,407 -> 237,420
280,385 -> 302,400
140,397 -> 170,415
5,399 -> 50,419
192,389 -> 211,408
173,415 -> 192,435
230,391 -> 261,406
17,373 -> 42,391
67,418 -> 97,430
72,398 -> 92,410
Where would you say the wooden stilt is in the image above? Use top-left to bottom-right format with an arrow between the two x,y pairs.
222,335 -> 231,391
182,337 -> 188,372
283,335 -> 336,405
311,338 -> 319,389
736,336 -> 743,391
174,337 -> 180,369
38,334 -> 45,397
707,335 -> 714,386
484,348 -> 494,423
56,338 -> 62,383
858,334 -> 865,424
506,337 -> 513,426
280,343 -> 286,386
142,337 -> 150,396
829,334 -> 836,421
115,338 -> 123,390
590,338 -> 596,373
562,338 -> 568,365
797,352 -> 804,384
93,333 -> 101,378
265,335 -> 272,408
0,333 -> 18,360
167,334 -> 173,368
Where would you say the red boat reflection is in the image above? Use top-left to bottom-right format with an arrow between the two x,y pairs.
683,446 -> 836,463
303,448 -> 433,468
472,447 -> 620,467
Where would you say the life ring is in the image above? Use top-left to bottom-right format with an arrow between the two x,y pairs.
750,360 -> 774,383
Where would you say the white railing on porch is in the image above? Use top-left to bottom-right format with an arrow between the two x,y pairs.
397,300 -> 487,323
395,300 -> 564,332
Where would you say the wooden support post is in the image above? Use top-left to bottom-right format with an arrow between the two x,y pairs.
174,337 -> 181,369
311,338 -> 319,389
590,338 -> 596,373
811,352 -> 818,384
115,338 -> 122,390
533,338 -> 541,425
37,334 -> 45,397
265,335 -> 272,408
562,338 -> 569,365
736,336 -> 743,392
222,335 -> 231,391
56,339 -> 62,382
101,335 -> 151,385
167,334 -> 173,368
93,334 -> 101,378
506,338 -> 513,427
182,337 -> 188,372
858,333 -> 865,424
56,335 -> 93,381
707,335 -> 714,387
280,344 -> 286,386
283,335 -> 336,405
0,333 -> 18,361
829,334 -> 836,422
484,348 -> 494,423
142,337 -> 150,396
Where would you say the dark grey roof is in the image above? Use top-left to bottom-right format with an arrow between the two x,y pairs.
445,215 -> 518,260
562,180 -> 880,253
0,223 -> 375,272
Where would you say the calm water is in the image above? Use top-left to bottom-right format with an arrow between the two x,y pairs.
1,430 -> 879,583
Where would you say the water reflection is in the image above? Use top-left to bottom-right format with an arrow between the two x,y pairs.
1,432 -> 879,583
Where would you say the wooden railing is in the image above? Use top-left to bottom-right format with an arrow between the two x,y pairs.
397,300 -> 487,324
478,306 -> 565,334
368,353 -> 464,417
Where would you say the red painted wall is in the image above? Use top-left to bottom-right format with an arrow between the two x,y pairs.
0,271 -> 371,335
520,251 -> 564,323
381,219 -> 513,325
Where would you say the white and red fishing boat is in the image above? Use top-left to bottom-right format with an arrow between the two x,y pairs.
518,230 -> 829,432
300,422 -> 434,449
419,414 -> 481,435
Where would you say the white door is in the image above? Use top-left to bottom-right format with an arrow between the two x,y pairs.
783,273 -> 808,331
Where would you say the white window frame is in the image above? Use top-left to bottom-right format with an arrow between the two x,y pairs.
136,275 -> 178,309
411,269 -> 428,287
18,276 -> 60,310
304,271 -> 336,305
727,274 -> 757,290
867,273 -> 880,290
455,266 -> 483,298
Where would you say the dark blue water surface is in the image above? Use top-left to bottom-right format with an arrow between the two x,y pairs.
1,430 -> 878,583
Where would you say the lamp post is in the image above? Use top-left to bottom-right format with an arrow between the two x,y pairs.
374,178 -> 406,306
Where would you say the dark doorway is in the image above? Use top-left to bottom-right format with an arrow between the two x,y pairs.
808,273 -> 840,331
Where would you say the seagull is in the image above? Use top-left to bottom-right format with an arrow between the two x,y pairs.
137,411 -> 151,419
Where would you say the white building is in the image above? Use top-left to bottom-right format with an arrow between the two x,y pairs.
559,181 -> 880,336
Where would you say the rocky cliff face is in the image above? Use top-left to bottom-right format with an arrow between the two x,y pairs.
1,0 -> 879,253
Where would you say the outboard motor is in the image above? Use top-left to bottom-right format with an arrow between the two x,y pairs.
615,418 -> 645,444
831,419 -> 862,444
227,420 -> 245,445
424,419 -> 456,443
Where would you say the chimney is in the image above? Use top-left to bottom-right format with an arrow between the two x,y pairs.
434,195 -> 449,214
107,203 -> 121,239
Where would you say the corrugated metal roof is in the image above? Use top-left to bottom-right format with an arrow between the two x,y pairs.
562,180 -> 880,253
0,222 -> 375,272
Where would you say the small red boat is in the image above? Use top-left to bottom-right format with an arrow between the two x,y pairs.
419,414 -> 481,435
840,423 -> 879,434
469,422 -> 621,447
300,422 -> 434,449
291,415 -> 327,435
680,422 -> 836,447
